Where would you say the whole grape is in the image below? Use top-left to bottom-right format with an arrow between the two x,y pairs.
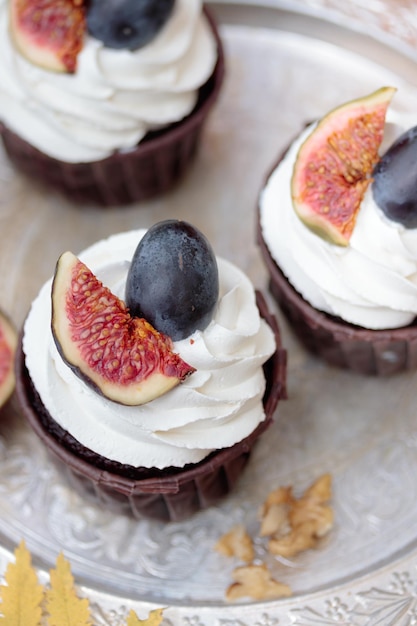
372,125 -> 417,228
126,221 -> 219,341
87,0 -> 175,51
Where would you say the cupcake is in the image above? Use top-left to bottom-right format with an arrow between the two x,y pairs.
0,0 -> 224,206
258,86 -> 417,376
15,222 -> 287,521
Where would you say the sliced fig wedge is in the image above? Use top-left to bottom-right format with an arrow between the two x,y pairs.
291,86 -> 396,246
0,310 -> 17,409
10,0 -> 86,73
51,252 -> 195,406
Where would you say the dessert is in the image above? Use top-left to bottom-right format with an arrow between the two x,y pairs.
15,222 -> 287,521
0,0 -> 224,206
0,309 -> 17,409
258,86 -> 417,376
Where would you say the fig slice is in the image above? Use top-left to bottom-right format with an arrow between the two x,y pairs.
0,310 -> 17,410
51,251 -> 195,406
10,0 -> 86,73
291,86 -> 396,246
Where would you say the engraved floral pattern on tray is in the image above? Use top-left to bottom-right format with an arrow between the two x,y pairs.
293,0 -> 417,52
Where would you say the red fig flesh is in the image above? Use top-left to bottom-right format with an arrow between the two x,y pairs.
0,310 -> 17,409
10,0 -> 86,73
291,87 -> 396,246
51,251 -> 195,406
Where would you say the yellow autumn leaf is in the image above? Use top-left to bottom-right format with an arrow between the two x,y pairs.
126,608 -> 164,626
0,540 -> 44,626
46,552 -> 91,626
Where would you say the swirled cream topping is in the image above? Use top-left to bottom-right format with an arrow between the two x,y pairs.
23,230 -> 276,469
260,108 -> 417,330
0,0 -> 217,162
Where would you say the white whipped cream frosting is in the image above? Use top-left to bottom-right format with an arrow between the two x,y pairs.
23,230 -> 276,469
0,0 -> 217,162
260,108 -> 417,330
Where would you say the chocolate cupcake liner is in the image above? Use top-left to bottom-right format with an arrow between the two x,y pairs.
15,290 -> 287,522
0,7 -> 224,207
257,212 -> 417,376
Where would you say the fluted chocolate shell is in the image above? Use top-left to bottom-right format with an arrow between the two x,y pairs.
0,8 -> 224,207
15,290 -> 287,522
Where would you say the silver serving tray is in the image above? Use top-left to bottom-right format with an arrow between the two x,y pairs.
1,1 -> 417,623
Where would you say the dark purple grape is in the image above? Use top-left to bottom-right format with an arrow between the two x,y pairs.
372,125 -> 417,228
87,0 -> 175,51
126,220 -> 219,341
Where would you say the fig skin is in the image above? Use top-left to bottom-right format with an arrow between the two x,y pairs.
291,86 -> 396,246
51,251 -> 195,406
9,0 -> 86,73
125,220 -> 219,341
0,310 -> 17,410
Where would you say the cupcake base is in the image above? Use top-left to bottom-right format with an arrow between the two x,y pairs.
0,7 -> 224,207
257,214 -> 417,376
15,291 -> 287,522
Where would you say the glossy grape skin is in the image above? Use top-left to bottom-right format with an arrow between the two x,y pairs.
87,0 -> 175,51
372,125 -> 417,228
125,221 -> 219,341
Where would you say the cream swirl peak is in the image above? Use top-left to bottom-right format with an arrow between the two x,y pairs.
0,0 -> 217,162
260,108 -> 417,330
23,230 -> 276,469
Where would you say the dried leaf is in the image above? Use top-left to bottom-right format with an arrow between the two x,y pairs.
226,564 -> 292,601
214,525 -> 254,562
0,540 -> 44,626
126,608 -> 164,625
46,553 -> 91,626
